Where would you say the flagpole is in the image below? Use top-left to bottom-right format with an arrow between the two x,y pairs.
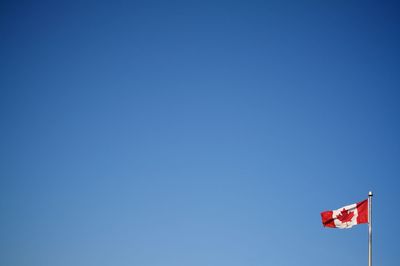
368,191 -> 373,266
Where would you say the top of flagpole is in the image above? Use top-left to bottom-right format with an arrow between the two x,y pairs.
369,191 -> 373,196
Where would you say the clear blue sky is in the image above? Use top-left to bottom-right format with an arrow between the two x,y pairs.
1,1 -> 399,265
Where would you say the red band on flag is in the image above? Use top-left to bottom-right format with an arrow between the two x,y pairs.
321,210 -> 335,228
356,199 -> 368,224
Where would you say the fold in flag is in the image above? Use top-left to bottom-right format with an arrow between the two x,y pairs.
321,199 -> 368,229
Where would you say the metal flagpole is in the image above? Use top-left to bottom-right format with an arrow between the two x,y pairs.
368,191 -> 373,266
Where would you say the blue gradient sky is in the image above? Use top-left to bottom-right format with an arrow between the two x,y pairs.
1,1 -> 400,266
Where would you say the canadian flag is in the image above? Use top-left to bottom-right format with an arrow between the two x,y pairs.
321,199 -> 368,229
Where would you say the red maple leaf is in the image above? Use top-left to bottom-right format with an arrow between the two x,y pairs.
337,208 -> 354,223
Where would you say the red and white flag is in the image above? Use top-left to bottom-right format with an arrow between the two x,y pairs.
321,199 -> 368,229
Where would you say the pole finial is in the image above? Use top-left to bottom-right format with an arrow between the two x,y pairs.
369,191 -> 373,196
